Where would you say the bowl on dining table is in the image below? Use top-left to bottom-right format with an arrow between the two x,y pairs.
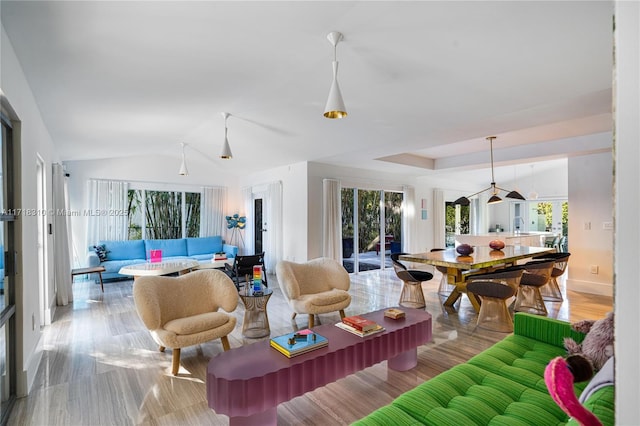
456,244 -> 474,256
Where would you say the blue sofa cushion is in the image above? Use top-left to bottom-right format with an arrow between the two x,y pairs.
99,240 -> 145,261
144,239 -> 188,259
186,236 -> 223,256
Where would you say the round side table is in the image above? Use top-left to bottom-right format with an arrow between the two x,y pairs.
238,288 -> 273,338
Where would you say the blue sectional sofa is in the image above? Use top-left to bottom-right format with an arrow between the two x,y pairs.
87,236 -> 237,281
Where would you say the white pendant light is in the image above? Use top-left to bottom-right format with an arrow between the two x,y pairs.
220,112 -> 233,159
179,142 -> 188,176
323,31 -> 347,119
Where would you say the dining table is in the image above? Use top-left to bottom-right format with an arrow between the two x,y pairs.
400,245 -> 555,312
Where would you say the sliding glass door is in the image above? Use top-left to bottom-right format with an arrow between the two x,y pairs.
341,188 -> 403,273
0,113 -> 17,425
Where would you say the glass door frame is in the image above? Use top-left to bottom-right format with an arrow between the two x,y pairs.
341,187 -> 403,273
0,111 -> 17,425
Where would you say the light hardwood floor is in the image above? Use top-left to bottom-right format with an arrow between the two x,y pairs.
9,268 -> 612,425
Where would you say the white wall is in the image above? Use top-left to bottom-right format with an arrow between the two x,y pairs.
1,25 -> 58,396
414,176 -> 485,250
566,152 -> 613,296
234,162 -> 308,265
614,1 -> 640,422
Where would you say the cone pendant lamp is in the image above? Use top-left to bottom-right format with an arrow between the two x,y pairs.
323,31 -> 347,119
220,112 -> 232,159
179,142 -> 188,175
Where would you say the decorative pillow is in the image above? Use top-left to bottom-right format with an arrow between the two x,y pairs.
93,244 -> 109,262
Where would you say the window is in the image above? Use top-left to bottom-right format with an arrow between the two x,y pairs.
445,202 -> 469,247
127,189 -> 201,240
341,187 -> 403,273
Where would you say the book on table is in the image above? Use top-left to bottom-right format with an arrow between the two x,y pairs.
384,308 -> 406,320
334,321 -> 385,337
341,315 -> 379,332
270,329 -> 328,358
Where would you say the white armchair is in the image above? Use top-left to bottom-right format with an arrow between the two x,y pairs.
133,269 -> 238,375
275,257 -> 351,328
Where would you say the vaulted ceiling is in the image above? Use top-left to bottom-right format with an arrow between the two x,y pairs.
1,1 -> 613,181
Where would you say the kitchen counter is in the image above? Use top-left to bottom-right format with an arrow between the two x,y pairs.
455,232 -> 554,247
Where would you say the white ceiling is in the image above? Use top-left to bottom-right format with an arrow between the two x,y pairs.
0,1 -> 614,181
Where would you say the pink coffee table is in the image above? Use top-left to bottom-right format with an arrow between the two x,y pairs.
207,307 -> 432,425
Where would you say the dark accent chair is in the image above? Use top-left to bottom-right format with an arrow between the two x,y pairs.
390,252 -> 434,309
532,252 -> 571,302
466,266 -> 524,332
225,252 -> 268,290
513,260 -> 554,316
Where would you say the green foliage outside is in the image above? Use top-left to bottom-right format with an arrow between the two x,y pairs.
127,190 -> 201,240
185,192 -> 201,237
341,188 -> 403,253
536,201 -> 569,235
445,202 -> 469,246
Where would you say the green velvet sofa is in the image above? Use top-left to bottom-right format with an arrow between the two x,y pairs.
354,313 -> 614,426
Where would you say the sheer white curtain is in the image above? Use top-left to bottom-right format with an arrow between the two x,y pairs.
402,185 -> 416,252
200,187 -> 226,237
86,179 -> 129,247
322,179 -> 342,260
477,193 -> 490,233
241,186 -> 254,255
53,164 -> 73,306
264,181 -> 282,272
433,189 -> 446,248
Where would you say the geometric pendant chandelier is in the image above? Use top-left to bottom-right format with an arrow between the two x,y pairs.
454,136 -> 526,205
323,31 -> 347,119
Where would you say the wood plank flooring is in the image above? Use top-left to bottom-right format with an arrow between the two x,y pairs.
8,268 -> 612,425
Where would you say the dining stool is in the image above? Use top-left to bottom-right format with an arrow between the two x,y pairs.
430,248 -> 455,297
533,252 -> 571,302
391,253 -> 433,309
466,267 -> 523,332
513,260 -> 555,316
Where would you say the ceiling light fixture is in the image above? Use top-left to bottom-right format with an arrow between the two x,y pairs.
323,31 -> 347,119
220,112 -> 232,159
454,136 -> 526,206
179,142 -> 188,176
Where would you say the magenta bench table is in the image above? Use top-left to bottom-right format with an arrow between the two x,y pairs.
207,307 -> 432,425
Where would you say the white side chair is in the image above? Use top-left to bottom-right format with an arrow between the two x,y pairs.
276,258 -> 351,328
133,269 -> 238,375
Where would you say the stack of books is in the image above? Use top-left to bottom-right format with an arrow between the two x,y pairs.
335,315 -> 385,337
270,329 -> 328,358
214,252 -> 227,261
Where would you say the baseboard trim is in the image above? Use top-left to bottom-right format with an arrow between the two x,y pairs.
18,332 -> 44,397
566,278 -> 613,297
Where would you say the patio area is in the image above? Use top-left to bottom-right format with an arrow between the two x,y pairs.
342,250 -> 393,273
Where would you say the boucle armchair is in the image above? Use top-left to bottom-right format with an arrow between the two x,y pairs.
276,257 -> 351,328
133,269 -> 238,375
